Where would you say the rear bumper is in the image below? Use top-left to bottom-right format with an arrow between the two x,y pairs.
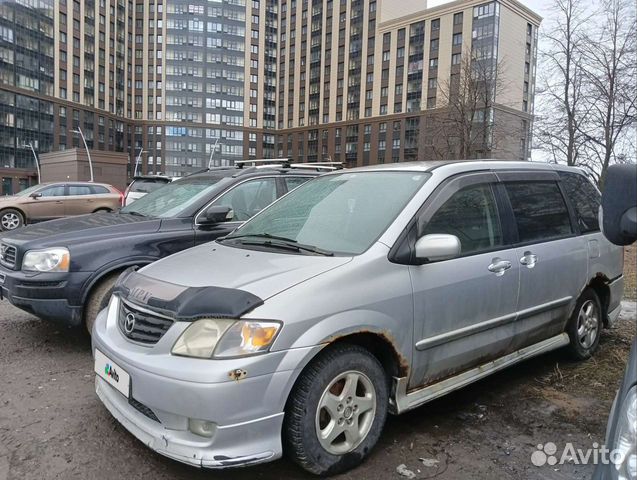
0,265 -> 88,326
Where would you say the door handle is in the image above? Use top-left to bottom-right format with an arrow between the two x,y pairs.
520,252 -> 538,269
488,258 -> 512,276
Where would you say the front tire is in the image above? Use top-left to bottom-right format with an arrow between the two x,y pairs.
566,288 -> 602,360
284,344 -> 389,476
0,209 -> 25,231
84,272 -> 121,334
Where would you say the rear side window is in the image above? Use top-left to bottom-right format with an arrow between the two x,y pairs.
505,182 -> 573,243
421,184 -> 503,255
558,172 -> 600,233
68,185 -> 93,195
91,185 -> 110,194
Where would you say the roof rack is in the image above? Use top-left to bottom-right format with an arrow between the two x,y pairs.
235,158 -> 292,169
289,162 -> 344,171
234,158 -> 343,171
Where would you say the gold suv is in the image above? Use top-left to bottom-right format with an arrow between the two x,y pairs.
0,182 -> 122,231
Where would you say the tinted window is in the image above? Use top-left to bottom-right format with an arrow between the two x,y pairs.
211,178 -> 277,221
68,185 -> 93,195
558,172 -> 600,233
505,182 -> 572,243
91,185 -> 110,194
421,184 -> 503,254
284,176 -> 312,192
39,185 -> 66,197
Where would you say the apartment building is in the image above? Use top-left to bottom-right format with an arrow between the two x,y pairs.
0,0 -> 540,190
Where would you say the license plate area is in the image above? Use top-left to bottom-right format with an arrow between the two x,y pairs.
94,349 -> 131,398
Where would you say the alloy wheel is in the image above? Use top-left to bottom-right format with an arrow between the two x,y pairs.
315,370 -> 376,455
1,213 -> 20,230
577,299 -> 600,349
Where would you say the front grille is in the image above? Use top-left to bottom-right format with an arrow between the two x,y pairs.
118,300 -> 174,344
0,243 -> 17,268
129,396 -> 160,423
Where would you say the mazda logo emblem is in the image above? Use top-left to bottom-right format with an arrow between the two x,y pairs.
124,312 -> 136,334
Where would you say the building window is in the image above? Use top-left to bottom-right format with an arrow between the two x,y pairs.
453,33 -> 462,46
431,18 -> 440,30
452,53 -> 461,65
454,12 -> 464,25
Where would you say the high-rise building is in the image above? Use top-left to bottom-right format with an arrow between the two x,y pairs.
0,0 -> 540,191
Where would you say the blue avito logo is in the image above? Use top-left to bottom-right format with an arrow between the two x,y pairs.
104,363 -> 120,383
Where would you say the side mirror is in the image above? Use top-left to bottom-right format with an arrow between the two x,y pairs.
415,234 -> 461,263
200,205 -> 234,225
601,164 -> 637,246
29,192 -> 42,199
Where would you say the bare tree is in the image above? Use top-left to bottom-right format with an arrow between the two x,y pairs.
578,0 -> 637,185
535,0 -> 591,166
427,53 -> 511,160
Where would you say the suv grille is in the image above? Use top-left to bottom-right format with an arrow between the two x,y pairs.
0,243 -> 17,268
118,300 -> 173,344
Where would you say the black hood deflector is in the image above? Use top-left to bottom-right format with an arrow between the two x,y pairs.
113,267 -> 264,321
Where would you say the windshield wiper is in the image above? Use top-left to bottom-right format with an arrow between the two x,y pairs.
222,233 -> 334,256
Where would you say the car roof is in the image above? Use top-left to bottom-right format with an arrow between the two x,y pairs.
131,175 -> 172,182
327,160 -> 588,176
36,181 -> 115,187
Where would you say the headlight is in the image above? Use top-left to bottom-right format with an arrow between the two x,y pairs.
22,247 -> 70,272
171,319 -> 281,359
612,386 -> 636,480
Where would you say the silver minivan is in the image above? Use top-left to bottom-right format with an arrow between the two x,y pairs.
92,161 -> 624,475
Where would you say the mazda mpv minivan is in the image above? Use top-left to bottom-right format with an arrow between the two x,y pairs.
92,161 -> 624,475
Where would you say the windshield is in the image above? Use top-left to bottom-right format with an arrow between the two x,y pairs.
120,176 -> 231,218
226,171 -> 429,255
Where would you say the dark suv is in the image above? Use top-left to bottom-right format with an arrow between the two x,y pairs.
0,162 -> 327,332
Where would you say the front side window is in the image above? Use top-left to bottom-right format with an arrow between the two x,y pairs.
39,185 -> 66,197
284,176 -> 312,192
210,178 -> 277,222
558,172 -> 600,233
420,184 -> 502,255
227,172 -> 430,255
505,181 -> 573,243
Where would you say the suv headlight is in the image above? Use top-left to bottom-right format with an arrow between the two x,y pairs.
171,319 -> 281,359
612,386 -> 636,480
22,247 -> 70,272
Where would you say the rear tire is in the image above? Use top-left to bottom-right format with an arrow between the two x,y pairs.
84,272 -> 121,335
284,344 -> 388,476
566,288 -> 602,360
0,209 -> 25,231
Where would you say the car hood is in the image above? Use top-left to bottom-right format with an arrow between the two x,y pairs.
123,241 -> 353,312
0,213 -> 161,249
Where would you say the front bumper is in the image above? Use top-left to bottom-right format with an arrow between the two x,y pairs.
0,265 -> 88,326
92,301 -> 323,468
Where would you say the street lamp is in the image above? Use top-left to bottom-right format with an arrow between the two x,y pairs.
22,142 -> 41,184
133,148 -> 145,177
71,127 -> 94,182
208,138 -> 221,169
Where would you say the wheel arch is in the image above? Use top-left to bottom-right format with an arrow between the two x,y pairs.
0,206 -> 27,223
587,274 -> 611,326
80,258 -> 157,305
